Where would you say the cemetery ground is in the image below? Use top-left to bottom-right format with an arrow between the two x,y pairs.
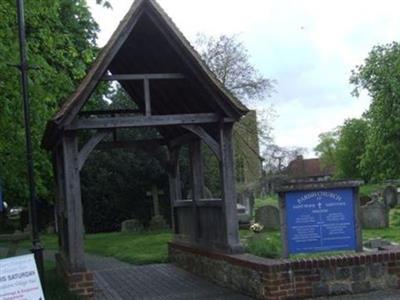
2,226 -> 400,299
1,185 -> 399,299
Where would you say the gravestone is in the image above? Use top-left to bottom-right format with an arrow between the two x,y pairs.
363,238 -> 392,250
360,196 -> 372,206
255,205 -> 280,230
147,185 -> 168,230
121,219 -> 144,233
383,185 -> 398,209
361,200 -> 389,229
237,189 -> 255,222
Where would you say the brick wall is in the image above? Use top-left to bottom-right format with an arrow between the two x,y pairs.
55,253 -> 95,299
169,242 -> 400,300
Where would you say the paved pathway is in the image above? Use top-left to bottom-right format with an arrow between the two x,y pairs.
2,247 -> 399,299
0,247 -> 252,299
94,264 -> 252,300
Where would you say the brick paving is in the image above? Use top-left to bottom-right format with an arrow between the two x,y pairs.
1,247 -> 251,299
94,264 -> 253,300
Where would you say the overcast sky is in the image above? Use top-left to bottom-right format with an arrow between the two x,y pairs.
87,0 -> 400,156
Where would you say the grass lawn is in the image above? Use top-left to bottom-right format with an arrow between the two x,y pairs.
0,230 -> 172,265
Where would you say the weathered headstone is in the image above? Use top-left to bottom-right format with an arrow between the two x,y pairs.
146,185 -> 164,217
149,215 -> 168,230
383,185 -> 398,209
361,200 -> 389,229
360,196 -> 372,206
363,238 -> 392,250
147,185 -> 168,230
255,205 -> 280,230
121,219 -> 144,233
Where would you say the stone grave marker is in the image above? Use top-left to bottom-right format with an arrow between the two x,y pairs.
361,199 -> 389,229
255,205 -> 280,230
121,219 -> 144,233
383,185 -> 398,209
147,185 -> 167,230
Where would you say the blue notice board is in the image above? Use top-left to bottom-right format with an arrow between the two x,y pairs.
285,188 -> 357,254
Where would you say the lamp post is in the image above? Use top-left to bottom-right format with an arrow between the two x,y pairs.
15,0 -> 44,283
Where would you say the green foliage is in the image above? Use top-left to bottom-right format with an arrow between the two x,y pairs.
359,183 -> 385,197
0,0 -> 100,205
314,118 -> 368,180
240,229 -> 281,258
351,42 -> 400,181
314,130 -> 338,169
390,208 -> 400,228
335,118 -> 368,180
254,195 -> 278,210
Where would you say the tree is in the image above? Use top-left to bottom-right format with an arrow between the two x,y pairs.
335,118 -> 368,180
314,131 -> 338,169
0,0 -> 102,205
350,42 -> 400,181
195,34 -> 275,187
195,34 -> 274,106
263,145 -> 306,174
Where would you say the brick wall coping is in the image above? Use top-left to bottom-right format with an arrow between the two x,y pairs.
169,241 -> 400,272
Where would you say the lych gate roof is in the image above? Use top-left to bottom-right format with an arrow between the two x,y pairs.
42,0 -> 248,149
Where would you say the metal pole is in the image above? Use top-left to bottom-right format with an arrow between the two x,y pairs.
16,0 -> 44,283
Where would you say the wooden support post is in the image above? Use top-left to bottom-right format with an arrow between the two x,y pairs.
62,132 -> 86,271
219,123 -> 241,253
144,78 -> 151,116
168,147 -> 181,234
189,140 -> 204,242
278,192 -> 289,258
53,146 -> 67,256
354,186 -> 363,252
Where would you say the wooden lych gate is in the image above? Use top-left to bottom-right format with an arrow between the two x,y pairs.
42,0 -> 249,283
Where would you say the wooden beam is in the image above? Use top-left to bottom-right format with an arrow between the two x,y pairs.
174,199 -> 222,208
182,125 -> 221,161
144,78 -> 151,116
78,131 -> 109,171
66,113 -> 222,130
189,140 -> 204,242
96,139 -> 166,150
168,147 -> 182,234
61,132 -> 86,271
219,123 -> 242,253
102,73 -> 185,81
79,109 -> 140,116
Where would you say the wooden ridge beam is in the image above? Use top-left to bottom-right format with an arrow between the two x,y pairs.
66,113 -> 223,130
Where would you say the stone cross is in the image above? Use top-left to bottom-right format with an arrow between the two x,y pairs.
146,185 -> 164,217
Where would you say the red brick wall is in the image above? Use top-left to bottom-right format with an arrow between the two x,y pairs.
169,242 -> 400,300
55,253 -> 95,299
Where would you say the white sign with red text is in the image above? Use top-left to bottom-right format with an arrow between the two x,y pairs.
0,254 -> 44,300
